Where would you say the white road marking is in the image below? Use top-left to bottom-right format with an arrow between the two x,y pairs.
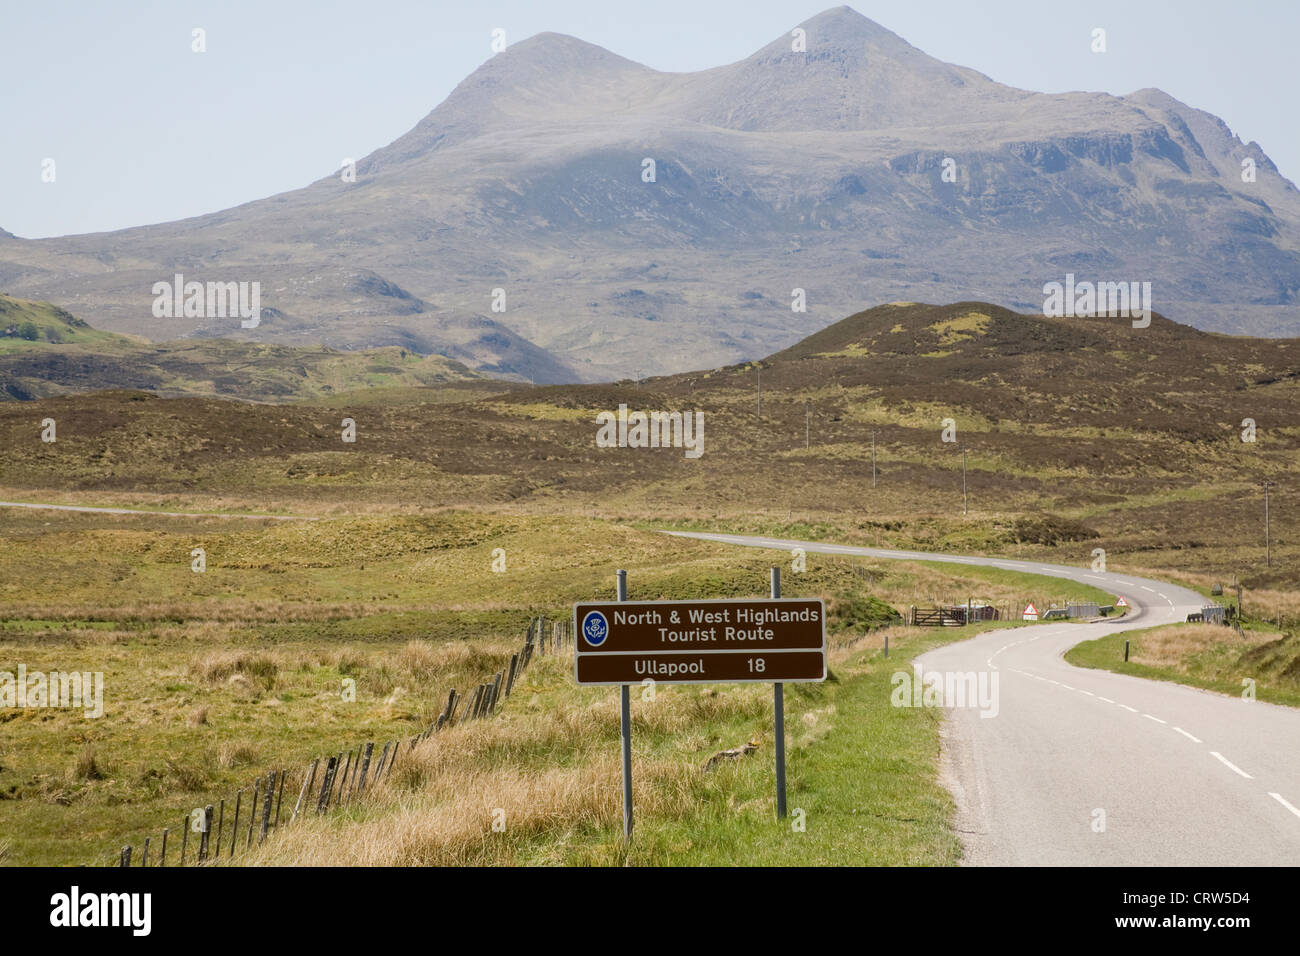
1140,586 -> 1155,592
1173,727 -> 1203,744
1078,689 -> 1094,696
1096,696 -> 1115,703
1210,752 -> 1254,779
1157,592 -> 1168,599
1060,683 -> 1074,690
1270,793 -> 1300,819
1118,704 -> 1139,712
1142,714 -> 1167,724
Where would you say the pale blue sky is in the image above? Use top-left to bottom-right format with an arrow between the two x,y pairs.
3,0 -> 1297,238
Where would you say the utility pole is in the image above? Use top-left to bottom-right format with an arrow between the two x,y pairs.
1260,480 -> 1277,567
757,365 -> 762,418
805,403 -> 810,449
962,446 -> 968,515
872,431 -> 877,488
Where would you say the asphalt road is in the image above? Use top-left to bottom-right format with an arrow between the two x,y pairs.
0,500 -> 310,520
663,530 -> 1300,866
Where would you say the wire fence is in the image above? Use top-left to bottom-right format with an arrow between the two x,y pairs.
110,616 -> 573,867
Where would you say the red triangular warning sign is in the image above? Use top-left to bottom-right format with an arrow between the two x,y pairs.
1115,596 -> 1129,607
1022,603 -> 1038,619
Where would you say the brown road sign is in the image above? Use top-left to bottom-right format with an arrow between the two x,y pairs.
574,598 -> 826,686
576,650 -> 825,685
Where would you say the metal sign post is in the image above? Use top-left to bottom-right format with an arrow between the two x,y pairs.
771,566 -> 787,819
617,569 -> 632,841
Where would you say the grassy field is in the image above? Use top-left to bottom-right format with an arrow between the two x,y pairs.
0,507 -> 1113,866
2,304 -> 1294,602
1,298 -> 1294,867
242,625 -> 972,866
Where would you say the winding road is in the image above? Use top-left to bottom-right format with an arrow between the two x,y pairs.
663,530 -> 1300,866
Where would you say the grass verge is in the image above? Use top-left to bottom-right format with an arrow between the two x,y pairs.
1065,621 -> 1300,708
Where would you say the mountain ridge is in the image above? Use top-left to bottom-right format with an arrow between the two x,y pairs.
2,5 -> 1297,382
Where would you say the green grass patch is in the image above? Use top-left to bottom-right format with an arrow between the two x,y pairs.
1065,622 -> 1300,708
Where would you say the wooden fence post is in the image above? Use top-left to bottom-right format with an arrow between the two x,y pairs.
120,846 -> 131,868
245,778 -> 259,849
215,798 -> 225,855
142,837 -> 150,867
180,815 -> 189,866
199,804 -> 213,862
505,654 -> 518,697
316,756 -> 338,814
435,690 -> 453,731
228,791 -> 243,858
274,769 -> 287,831
356,742 -> 374,793
292,759 -> 318,823
259,770 -> 276,844
337,751 -> 353,803
347,748 -> 362,795
159,828 -> 169,867
326,751 -> 343,806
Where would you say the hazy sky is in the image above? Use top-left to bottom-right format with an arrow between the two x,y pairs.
3,0 -> 1297,238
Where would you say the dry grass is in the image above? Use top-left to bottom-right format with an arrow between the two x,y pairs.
72,744 -> 102,782
192,651 -> 279,688
1130,623 -> 1273,669
241,658 -> 771,866
217,741 -> 260,770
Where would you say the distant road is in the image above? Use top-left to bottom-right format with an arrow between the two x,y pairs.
0,500 -> 311,520
663,530 -> 1300,865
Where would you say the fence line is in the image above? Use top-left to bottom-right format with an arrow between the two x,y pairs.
111,616 -> 572,866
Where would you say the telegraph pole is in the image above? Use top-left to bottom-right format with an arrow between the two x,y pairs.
962,446 -> 968,515
805,403 -> 810,449
872,431 -> 877,488
1260,480 -> 1277,567
757,365 -> 762,418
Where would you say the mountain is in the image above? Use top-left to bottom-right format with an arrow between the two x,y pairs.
2,5 -> 1297,382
